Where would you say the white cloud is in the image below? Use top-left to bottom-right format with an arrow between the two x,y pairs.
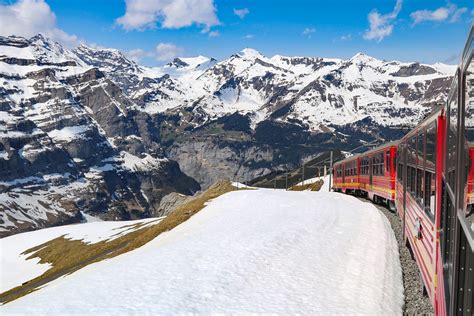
233,8 -> 249,19
0,0 -> 77,46
117,0 -> 219,32
155,43 -> 184,61
126,48 -> 152,62
125,43 -> 184,63
411,4 -> 467,25
208,31 -> 220,37
340,34 -> 352,41
302,27 -> 316,36
244,34 -> 254,39
450,6 -> 467,22
363,0 -> 403,42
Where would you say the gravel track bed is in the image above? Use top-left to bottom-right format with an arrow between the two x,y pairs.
359,198 -> 434,315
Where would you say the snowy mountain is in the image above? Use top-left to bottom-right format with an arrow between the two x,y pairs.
72,44 -> 455,131
0,34 -> 199,236
0,34 -> 455,235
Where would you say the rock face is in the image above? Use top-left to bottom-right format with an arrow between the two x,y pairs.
0,34 -> 456,235
0,35 -> 200,237
154,192 -> 191,217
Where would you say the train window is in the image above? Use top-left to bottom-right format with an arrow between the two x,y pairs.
360,157 -> 369,175
416,131 -> 425,206
406,136 -> 417,196
464,57 -> 474,234
425,123 -> 436,219
336,165 -> 342,177
408,136 -> 417,165
397,147 -> 403,182
385,151 -> 390,173
372,152 -> 384,176
426,124 -> 436,172
416,166 -> 423,204
447,77 -> 458,192
424,171 -> 435,219
408,166 -> 416,195
418,131 -> 425,167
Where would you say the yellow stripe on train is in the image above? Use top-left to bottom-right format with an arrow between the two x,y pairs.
333,183 -> 395,194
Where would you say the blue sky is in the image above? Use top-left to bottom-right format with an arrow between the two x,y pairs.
0,0 -> 473,65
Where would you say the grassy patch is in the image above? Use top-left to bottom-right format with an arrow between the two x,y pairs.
289,180 -> 324,191
0,181 -> 239,304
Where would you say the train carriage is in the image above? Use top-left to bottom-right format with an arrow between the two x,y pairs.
332,155 -> 359,194
395,107 -> 443,309
331,25 -> 474,315
358,142 -> 398,210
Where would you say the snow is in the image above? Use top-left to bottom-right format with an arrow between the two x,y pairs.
80,211 -> 103,223
1,188 -> 403,314
47,125 -> 90,142
231,182 -> 254,189
119,151 -> 167,172
320,175 -> 331,191
239,48 -> 265,60
295,176 -> 324,186
0,218 -> 162,293
0,45 -> 35,60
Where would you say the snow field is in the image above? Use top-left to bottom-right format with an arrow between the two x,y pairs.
1,188 -> 404,314
0,217 -> 162,293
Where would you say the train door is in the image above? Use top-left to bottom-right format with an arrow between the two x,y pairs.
441,73 -> 459,313
400,144 -> 407,237
369,154 -> 373,187
342,163 -> 345,185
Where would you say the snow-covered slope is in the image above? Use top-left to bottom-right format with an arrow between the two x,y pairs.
1,188 -> 403,314
0,217 -> 162,293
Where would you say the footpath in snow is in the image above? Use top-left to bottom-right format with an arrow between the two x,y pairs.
1,187 -> 404,314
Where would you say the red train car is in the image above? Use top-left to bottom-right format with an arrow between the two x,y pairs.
332,154 -> 359,194
331,25 -> 474,315
358,142 -> 398,210
333,142 -> 397,210
395,107 -> 443,311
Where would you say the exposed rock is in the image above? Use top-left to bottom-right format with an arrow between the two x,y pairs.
154,192 -> 191,217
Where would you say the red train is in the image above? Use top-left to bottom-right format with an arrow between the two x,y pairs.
332,27 -> 474,315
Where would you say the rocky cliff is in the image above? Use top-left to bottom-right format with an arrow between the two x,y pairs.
0,35 -> 199,237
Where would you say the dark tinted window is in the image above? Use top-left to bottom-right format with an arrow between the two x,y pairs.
425,123 -> 436,219
447,78 -> 458,192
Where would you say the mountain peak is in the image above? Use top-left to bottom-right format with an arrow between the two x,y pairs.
350,52 -> 378,63
166,56 -> 214,69
238,48 -> 264,59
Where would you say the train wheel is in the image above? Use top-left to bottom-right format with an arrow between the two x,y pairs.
388,201 -> 396,212
373,195 -> 379,204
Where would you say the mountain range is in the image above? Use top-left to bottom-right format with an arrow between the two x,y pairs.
0,34 -> 455,236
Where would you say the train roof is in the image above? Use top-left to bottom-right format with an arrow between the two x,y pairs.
333,153 -> 360,166
399,103 -> 445,142
358,140 -> 399,157
333,141 -> 398,166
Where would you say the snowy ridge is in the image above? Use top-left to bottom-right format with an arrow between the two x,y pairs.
69,38 -> 456,131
